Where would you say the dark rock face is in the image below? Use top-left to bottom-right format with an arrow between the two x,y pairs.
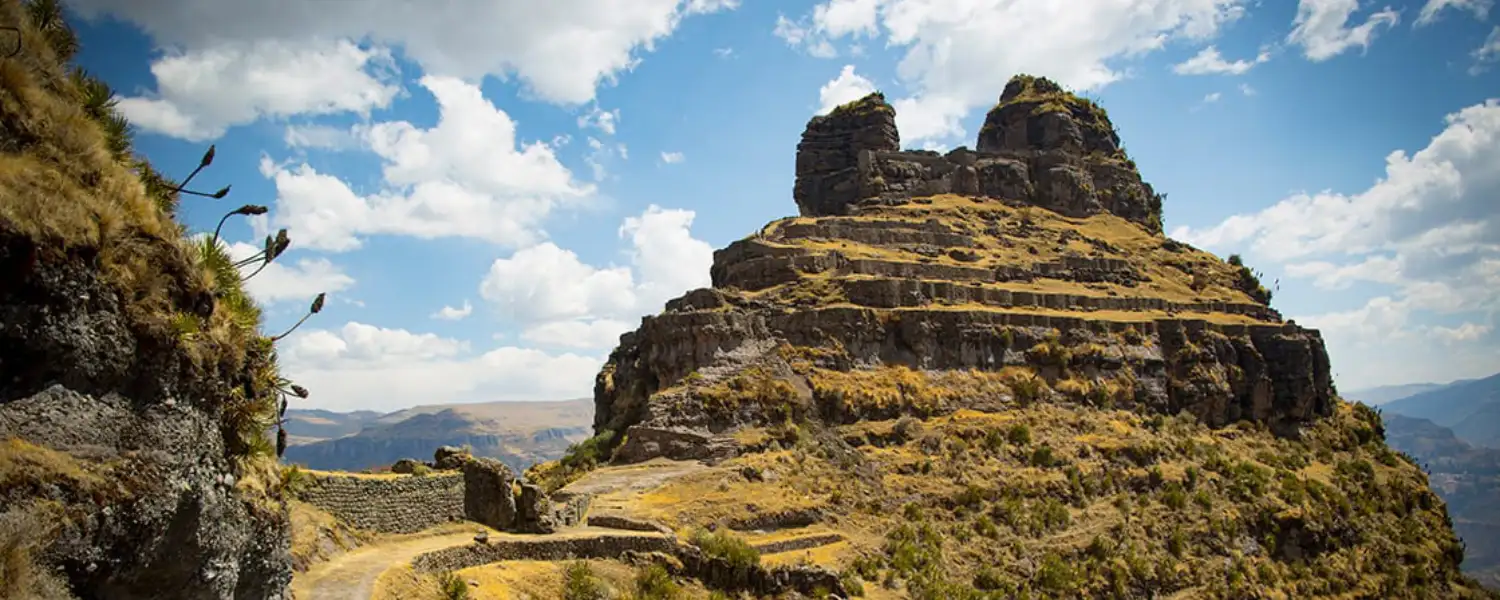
461,457 -> 517,531
791,77 -> 1162,233
0,232 -> 292,599
792,92 -> 900,217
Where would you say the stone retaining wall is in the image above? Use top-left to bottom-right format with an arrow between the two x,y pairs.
298,472 -> 465,534
411,535 -> 678,573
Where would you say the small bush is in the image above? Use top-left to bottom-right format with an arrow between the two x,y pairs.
691,529 -> 760,573
1006,423 -> 1032,446
437,570 -> 470,600
1029,444 -> 1056,468
563,561 -> 610,600
633,564 -> 682,600
410,463 -> 432,477
893,416 -> 923,443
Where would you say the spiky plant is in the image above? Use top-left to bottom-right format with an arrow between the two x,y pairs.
23,0 -> 77,62
68,67 -> 132,160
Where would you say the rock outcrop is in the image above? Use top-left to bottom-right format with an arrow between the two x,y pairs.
596,75 -> 1333,465
0,2 -> 293,597
793,76 -> 1163,233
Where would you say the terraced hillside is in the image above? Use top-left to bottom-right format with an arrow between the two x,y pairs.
505,78 -> 1488,599
287,78 -> 1493,599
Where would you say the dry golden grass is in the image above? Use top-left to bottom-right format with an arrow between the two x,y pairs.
760,193 -> 1271,314
0,438 -> 114,500
289,500 -> 370,572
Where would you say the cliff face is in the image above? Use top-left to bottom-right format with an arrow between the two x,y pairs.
597,82 -> 1327,455
574,76 -> 1488,597
0,2 -> 291,598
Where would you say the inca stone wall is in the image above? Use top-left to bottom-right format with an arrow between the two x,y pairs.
298,472 -> 466,534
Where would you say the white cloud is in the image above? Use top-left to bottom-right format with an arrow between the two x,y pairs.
1173,99 -> 1500,387
816,64 -> 877,115
259,76 -> 593,251
279,322 -> 599,412
578,105 -> 621,135
1286,0 -> 1401,62
1415,0 -> 1492,26
783,0 -> 1248,143
431,300 -> 474,321
478,205 -> 712,351
1203,92 -> 1222,103
520,319 -> 635,349
660,151 -> 686,164
1173,46 -> 1269,75
714,47 -> 735,58
283,123 -> 358,150
116,39 -> 399,141
1239,83 -> 1257,96
1472,27 -> 1500,75
73,0 -> 740,112
1428,322 -> 1493,343
222,240 -> 355,305
774,14 -> 838,58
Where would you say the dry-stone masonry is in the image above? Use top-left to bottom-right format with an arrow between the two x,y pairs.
297,472 -> 466,534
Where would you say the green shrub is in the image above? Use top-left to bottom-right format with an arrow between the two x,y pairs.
1029,444 -> 1056,468
563,561 -> 610,600
437,570 -> 470,600
690,529 -> 760,573
1006,423 -> 1032,446
633,564 -> 682,600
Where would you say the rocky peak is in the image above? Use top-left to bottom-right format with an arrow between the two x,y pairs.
978,74 -> 1122,156
792,75 -> 1162,233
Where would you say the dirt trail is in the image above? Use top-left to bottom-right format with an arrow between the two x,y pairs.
290,459 -> 709,600
290,529 -> 483,600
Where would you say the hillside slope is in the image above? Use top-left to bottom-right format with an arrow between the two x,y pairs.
0,1 -> 304,597
283,399 -> 592,472
1384,413 -> 1500,589
509,78 -> 1493,599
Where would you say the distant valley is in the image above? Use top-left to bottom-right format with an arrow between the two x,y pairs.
281,398 -> 593,474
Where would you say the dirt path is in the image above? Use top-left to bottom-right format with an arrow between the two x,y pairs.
290,529 -> 484,600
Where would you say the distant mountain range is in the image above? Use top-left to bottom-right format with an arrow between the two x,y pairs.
1383,412 -> 1500,589
281,398 -> 593,473
1375,372 -> 1500,449
1344,381 -> 1465,406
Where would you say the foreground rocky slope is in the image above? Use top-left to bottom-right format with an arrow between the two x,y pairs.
502,77 -> 1492,598
1,2 -> 298,597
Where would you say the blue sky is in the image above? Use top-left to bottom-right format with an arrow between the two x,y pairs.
68,0 -> 1499,412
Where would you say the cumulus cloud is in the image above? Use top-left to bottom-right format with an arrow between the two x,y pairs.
279,321 -> 599,411
774,14 -> 838,58
659,151 -> 686,164
1173,46 -> 1270,75
781,0 -> 1248,143
115,39 -> 400,141
73,0 -> 739,117
258,76 -> 592,252
1172,99 -> 1500,386
816,64 -> 876,115
431,301 -> 474,321
1415,0 -> 1492,26
1286,0 -> 1401,62
479,205 -> 712,351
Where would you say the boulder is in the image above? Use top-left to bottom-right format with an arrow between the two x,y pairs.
461,457 -> 517,530
433,445 -> 470,470
390,458 -> 423,474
